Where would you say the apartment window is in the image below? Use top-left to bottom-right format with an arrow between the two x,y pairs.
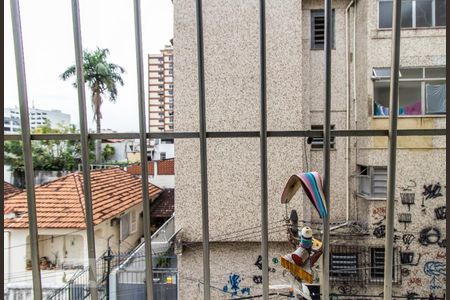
158,119 -> 164,123
159,113 -> 164,117
120,213 -> 130,241
169,125 -> 174,130
378,0 -> 446,29
309,125 -> 336,149
160,152 -> 166,160
311,10 -> 335,50
130,211 -> 137,234
370,248 -> 399,283
373,67 -> 446,116
158,85 -> 163,89
357,165 -> 387,199
330,253 -> 358,279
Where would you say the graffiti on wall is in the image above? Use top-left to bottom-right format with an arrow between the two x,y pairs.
372,207 -> 386,219
399,180 -> 417,191
408,277 -> 423,286
423,261 -> 446,293
423,183 -> 443,200
419,227 -> 441,246
400,192 -> 415,211
222,273 -> 251,296
438,238 -> 446,248
254,255 -> 276,273
434,206 -> 446,220
402,234 -> 415,250
435,251 -> 446,260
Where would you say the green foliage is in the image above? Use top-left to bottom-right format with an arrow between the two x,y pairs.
4,122 -> 95,178
60,47 -> 125,164
102,144 -> 115,161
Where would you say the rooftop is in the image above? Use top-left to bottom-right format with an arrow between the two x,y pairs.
4,168 -> 163,229
4,181 -> 22,199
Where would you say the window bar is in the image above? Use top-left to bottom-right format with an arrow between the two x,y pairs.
9,0 -> 43,298
384,0 -> 401,298
258,0 -> 269,298
321,0 -> 332,298
70,0 -> 98,298
194,0 -> 211,298
133,0 -> 155,298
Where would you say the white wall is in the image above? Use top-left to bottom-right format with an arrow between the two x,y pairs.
152,141 -> 174,160
149,175 -> 175,189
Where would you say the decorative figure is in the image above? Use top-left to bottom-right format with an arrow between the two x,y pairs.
279,172 -> 327,284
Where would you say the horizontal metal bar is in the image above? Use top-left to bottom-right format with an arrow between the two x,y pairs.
3,128 -> 445,141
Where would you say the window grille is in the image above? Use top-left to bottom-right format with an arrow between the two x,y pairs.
311,10 -> 335,50
330,245 -> 366,283
369,248 -> 401,284
310,125 -> 336,148
5,0 -> 441,299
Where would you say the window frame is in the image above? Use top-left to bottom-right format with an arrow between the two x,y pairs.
377,0 -> 446,29
311,9 -> 336,50
372,66 -> 446,117
357,165 -> 388,200
369,247 -> 401,284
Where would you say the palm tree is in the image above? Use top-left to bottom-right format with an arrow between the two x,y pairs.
61,47 -> 125,164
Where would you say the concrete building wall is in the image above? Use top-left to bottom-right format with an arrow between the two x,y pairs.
174,0 -> 446,298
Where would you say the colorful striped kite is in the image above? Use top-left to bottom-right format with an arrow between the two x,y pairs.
281,171 -> 328,218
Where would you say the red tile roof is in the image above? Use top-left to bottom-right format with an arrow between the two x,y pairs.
151,189 -> 174,218
4,168 -> 163,229
127,159 -> 175,176
4,182 -> 22,199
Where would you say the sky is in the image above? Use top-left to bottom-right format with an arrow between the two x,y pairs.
4,0 -> 173,132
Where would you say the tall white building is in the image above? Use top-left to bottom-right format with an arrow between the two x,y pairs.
4,106 -> 71,133
148,44 -> 174,133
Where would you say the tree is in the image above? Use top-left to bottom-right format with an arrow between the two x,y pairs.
60,47 -> 125,164
102,144 -> 116,162
4,122 -> 95,188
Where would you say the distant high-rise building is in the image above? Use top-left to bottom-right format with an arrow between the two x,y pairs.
148,44 -> 174,133
4,106 -> 71,133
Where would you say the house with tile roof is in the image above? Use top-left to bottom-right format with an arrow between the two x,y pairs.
4,181 -> 22,199
4,168 -> 163,296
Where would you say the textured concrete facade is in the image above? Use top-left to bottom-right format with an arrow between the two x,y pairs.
174,0 -> 446,298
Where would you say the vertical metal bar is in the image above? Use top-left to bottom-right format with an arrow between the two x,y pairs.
384,0 -> 401,298
9,1 -> 42,298
258,0 -> 269,299
70,0 -> 98,298
321,0 -> 332,298
194,0 -> 211,298
133,0 -> 154,299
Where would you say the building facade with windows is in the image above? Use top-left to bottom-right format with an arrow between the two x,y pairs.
174,0 -> 445,299
148,44 -> 174,134
4,106 -> 71,133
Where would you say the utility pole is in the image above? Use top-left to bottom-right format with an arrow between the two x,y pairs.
103,235 -> 114,300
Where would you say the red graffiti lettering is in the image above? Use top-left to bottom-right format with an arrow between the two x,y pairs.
409,277 -> 422,286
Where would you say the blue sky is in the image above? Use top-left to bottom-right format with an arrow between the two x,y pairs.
4,0 -> 173,132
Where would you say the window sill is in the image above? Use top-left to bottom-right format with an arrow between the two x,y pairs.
372,114 -> 446,119
311,148 -> 337,151
357,194 -> 386,201
377,26 -> 446,31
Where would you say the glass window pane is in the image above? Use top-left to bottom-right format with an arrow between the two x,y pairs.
374,81 -> 390,115
401,0 -> 413,27
399,81 -> 422,115
374,81 -> 423,115
379,1 -> 393,28
436,0 -> 446,26
425,67 -> 446,78
416,0 -> 433,27
426,81 -> 446,114
373,68 -> 391,78
400,68 -> 423,78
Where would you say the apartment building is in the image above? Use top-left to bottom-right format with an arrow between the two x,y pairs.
4,106 -> 71,133
174,0 -> 446,299
148,44 -> 174,133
